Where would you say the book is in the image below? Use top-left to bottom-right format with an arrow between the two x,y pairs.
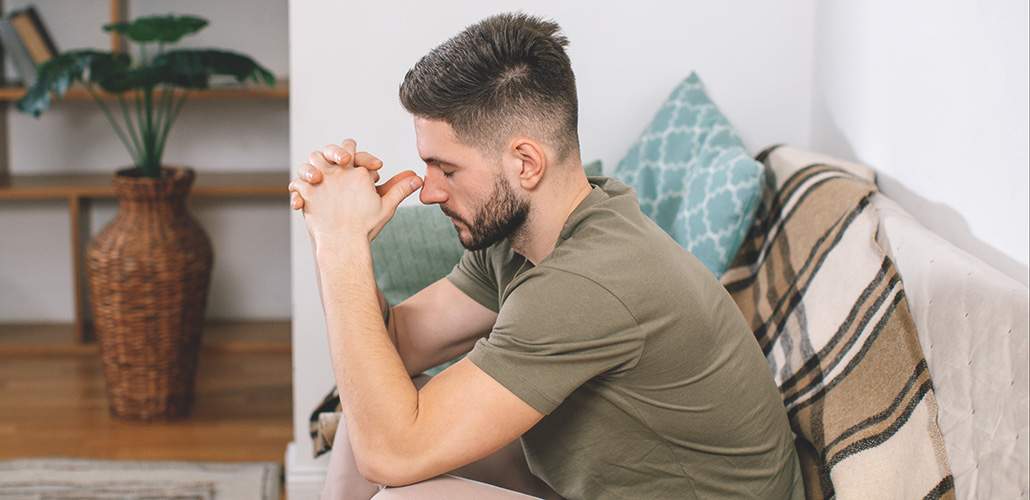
0,18 -> 37,85
8,6 -> 57,66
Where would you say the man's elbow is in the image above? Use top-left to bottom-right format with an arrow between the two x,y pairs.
353,443 -> 424,487
354,451 -> 392,487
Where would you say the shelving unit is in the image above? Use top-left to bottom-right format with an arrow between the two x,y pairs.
0,0 -> 291,346
0,79 -> 290,102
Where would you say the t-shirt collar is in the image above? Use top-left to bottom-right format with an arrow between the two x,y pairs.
558,179 -> 609,241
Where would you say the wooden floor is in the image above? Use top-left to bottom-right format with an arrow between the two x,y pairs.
0,321 -> 293,476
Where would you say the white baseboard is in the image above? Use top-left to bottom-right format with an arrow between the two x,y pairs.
285,441 -> 328,500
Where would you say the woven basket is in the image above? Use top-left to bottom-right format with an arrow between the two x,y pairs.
87,167 -> 213,420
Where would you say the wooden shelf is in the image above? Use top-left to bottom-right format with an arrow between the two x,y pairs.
0,79 -> 289,102
0,320 -> 291,356
0,170 -> 289,200
0,171 -> 290,343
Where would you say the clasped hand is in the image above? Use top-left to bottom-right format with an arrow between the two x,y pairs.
288,139 -> 422,247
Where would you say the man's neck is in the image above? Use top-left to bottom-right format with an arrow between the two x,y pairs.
510,175 -> 593,265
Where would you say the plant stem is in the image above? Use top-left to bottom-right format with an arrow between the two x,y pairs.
133,90 -> 146,160
152,86 -> 170,163
142,87 -> 156,177
156,89 -> 189,164
86,85 -> 138,169
116,94 -> 143,165
153,84 -> 173,143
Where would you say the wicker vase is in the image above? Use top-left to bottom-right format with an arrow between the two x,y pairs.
87,167 -> 213,420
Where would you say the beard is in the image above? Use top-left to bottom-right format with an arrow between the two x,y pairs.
442,173 -> 530,251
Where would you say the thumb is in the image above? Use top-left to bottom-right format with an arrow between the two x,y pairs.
374,170 -> 419,197
380,171 -> 423,212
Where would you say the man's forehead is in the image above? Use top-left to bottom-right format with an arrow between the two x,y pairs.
413,117 -> 471,164
414,117 -> 456,141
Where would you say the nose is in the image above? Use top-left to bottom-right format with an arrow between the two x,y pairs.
419,167 -> 449,205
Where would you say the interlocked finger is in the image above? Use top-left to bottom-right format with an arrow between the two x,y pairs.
308,150 -> 333,170
297,163 -> 323,185
321,144 -> 353,165
339,139 -> 358,168
288,177 -> 313,212
353,151 -> 384,170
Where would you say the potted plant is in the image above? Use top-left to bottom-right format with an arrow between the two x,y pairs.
16,14 -> 275,420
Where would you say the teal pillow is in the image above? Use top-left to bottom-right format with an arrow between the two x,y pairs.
614,72 -> 764,276
372,205 -> 465,375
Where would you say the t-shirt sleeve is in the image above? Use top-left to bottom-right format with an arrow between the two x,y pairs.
467,268 -> 645,415
445,249 -> 500,312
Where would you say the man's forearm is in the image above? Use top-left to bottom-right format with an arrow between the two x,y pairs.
315,236 -> 418,460
377,285 -> 446,377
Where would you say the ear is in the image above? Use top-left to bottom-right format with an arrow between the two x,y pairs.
511,138 -> 547,190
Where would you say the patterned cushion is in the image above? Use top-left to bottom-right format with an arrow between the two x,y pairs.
614,72 -> 764,276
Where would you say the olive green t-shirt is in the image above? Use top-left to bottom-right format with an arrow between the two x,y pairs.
446,176 -> 803,499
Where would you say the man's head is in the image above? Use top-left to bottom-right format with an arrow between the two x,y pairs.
399,13 -> 580,250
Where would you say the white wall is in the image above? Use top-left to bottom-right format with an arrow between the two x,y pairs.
0,0 -> 291,322
287,1 -> 816,495
811,0 -> 1029,285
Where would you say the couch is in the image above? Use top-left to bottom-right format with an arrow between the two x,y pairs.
310,146 -> 1029,499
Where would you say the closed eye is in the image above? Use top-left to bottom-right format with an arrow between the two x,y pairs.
425,160 -> 456,178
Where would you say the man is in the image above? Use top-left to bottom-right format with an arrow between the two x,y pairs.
289,12 -> 803,500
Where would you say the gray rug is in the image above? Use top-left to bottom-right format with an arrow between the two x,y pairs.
0,458 -> 280,500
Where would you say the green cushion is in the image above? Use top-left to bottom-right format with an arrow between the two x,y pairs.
614,72 -> 764,276
372,205 -> 465,375
372,205 -> 464,305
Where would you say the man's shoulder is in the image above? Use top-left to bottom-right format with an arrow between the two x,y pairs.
534,192 -> 727,327
508,264 -> 621,306
543,204 -> 700,292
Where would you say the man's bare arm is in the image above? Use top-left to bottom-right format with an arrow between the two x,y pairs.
383,278 -> 498,377
296,139 -> 540,489
316,240 -> 541,488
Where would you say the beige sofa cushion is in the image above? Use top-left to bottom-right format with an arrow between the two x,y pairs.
872,194 -> 1029,499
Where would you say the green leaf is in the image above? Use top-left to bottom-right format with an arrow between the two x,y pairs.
96,65 -> 165,93
103,15 -> 207,44
15,50 -> 129,117
151,49 -> 276,89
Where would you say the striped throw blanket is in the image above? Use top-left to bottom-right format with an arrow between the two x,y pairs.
721,145 -> 954,499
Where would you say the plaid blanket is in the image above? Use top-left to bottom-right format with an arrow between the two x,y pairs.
310,387 -> 341,459
721,145 -> 954,499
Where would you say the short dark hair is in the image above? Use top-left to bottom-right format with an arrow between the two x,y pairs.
399,12 -> 579,162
